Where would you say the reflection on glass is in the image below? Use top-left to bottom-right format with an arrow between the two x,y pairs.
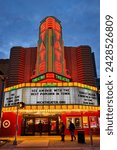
25,118 -> 34,134
49,119 -> 57,134
51,120 -> 56,131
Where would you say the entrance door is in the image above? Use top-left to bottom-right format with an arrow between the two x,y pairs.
35,117 -> 49,135
48,117 -> 59,135
24,118 -> 35,135
22,115 -> 59,135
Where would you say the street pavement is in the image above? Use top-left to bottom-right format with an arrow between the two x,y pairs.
0,135 -> 100,150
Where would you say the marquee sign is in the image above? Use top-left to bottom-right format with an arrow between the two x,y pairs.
4,87 -> 98,106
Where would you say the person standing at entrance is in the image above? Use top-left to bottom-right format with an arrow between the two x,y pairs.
38,120 -> 43,135
69,121 -> 76,141
60,121 -> 65,141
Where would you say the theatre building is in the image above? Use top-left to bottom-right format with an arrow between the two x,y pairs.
0,16 -> 100,137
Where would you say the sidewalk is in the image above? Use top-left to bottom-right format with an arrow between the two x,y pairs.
0,135 -> 100,150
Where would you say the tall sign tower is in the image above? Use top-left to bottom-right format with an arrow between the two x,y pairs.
32,16 -> 71,82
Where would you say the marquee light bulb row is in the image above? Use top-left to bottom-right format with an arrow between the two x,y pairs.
4,82 -> 97,92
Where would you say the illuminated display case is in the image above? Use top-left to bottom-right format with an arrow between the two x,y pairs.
89,116 -> 98,128
83,116 -> 89,128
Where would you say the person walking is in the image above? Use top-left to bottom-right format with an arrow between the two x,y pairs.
38,120 -> 43,135
60,121 -> 65,142
69,121 -> 76,141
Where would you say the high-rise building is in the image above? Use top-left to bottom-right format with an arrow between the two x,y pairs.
64,46 -> 96,86
7,47 -> 37,87
0,59 -> 9,97
23,47 -> 37,82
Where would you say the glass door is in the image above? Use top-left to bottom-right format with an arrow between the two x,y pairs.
48,117 -> 59,135
24,118 -> 35,135
34,118 -> 49,135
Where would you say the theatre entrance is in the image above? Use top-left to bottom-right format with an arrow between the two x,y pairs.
21,114 -> 60,136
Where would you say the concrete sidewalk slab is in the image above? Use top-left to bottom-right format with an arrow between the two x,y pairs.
0,135 -> 100,150
16,140 -> 49,148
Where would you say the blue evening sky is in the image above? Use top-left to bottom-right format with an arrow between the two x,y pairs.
0,0 -> 100,77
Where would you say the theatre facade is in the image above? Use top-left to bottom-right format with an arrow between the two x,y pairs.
0,16 -> 100,137
1,81 -> 99,136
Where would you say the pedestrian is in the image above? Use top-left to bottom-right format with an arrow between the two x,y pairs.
69,121 -> 76,141
59,121 -> 65,142
38,120 -> 43,135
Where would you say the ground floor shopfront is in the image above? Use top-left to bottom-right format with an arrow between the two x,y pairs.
0,105 -> 100,137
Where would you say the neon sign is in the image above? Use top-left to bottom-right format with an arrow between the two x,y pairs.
55,74 -> 70,82
32,75 -> 45,82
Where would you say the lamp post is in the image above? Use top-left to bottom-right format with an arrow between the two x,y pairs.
13,105 -> 19,145
13,102 -> 25,145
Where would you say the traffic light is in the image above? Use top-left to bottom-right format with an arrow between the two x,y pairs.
19,102 -> 25,108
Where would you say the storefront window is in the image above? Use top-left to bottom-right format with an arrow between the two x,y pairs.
89,116 -> 97,128
83,116 -> 89,128
66,117 -> 82,129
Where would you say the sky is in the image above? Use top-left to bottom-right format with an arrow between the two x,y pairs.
0,0 -> 100,77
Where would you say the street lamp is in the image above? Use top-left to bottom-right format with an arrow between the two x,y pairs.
13,102 -> 25,145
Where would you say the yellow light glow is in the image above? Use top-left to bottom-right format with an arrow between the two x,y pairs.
62,82 -> 68,86
55,105 -> 61,109
74,105 -> 79,109
2,105 -> 100,113
25,83 -> 31,87
62,105 -> 67,109
79,105 -> 83,109
68,105 -> 73,109
37,106 -> 43,109
50,105 -> 55,109
30,83 -> 36,87
18,84 -> 22,88
44,106 -> 49,109
21,83 -> 26,87
42,83 -> 46,86
32,106 -> 37,110
78,83 -> 81,87
73,82 -> 78,86
57,83 -> 63,86
68,82 -> 73,86
4,82 -> 98,92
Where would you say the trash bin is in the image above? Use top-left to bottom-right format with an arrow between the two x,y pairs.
78,130 -> 85,143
